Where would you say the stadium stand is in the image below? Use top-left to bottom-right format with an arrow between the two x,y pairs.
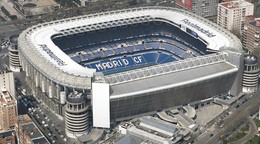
52,22 -> 207,74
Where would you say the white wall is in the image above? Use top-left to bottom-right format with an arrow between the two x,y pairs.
92,82 -> 110,128
0,72 -> 15,97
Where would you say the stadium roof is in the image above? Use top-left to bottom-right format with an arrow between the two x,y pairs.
105,53 -> 228,85
140,116 -> 177,135
110,60 -> 238,98
19,6 -> 241,88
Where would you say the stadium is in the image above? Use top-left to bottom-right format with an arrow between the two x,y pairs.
18,7 -> 243,138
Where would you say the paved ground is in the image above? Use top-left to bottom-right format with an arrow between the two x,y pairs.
195,104 -> 224,126
0,22 -> 21,37
195,90 -> 260,144
175,113 -> 191,128
15,72 -> 68,144
1,1 -> 24,19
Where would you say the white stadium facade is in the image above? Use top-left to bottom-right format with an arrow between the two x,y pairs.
18,7 -> 243,138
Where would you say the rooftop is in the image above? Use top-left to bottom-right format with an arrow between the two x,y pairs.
67,91 -> 86,103
32,137 -> 49,144
244,55 -> 258,65
18,0 -> 58,7
140,116 -> 177,134
116,135 -> 142,144
0,91 -> 15,106
110,55 -> 238,98
19,7 -> 242,89
219,1 -> 253,9
17,114 -> 32,125
249,18 -> 260,28
245,16 -> 260,29
0,130 -> 15,138
21,123 -> 44,140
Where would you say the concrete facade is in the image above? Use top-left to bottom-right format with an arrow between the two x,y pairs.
0,91 -> 17,131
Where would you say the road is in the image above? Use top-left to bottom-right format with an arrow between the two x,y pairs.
195,90 -> 260,144
230,118 -> 258,144
15,71 -> 68,144
0,22 -> 21,38
18,92 -> 67,144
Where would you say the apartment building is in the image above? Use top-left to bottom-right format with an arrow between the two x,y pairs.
0,90 -> 17,131
243,16 -> 260,53
15,114 -> 49,144
217,0 -> 254,33
176,0 -> 221,18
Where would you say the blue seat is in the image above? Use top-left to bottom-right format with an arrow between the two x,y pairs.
145,42 -> 160,49
142,52 -> 158,63
157,53 -> 169,63
161,56 -> 177,63
173,48 -> 185,56
71,56 -> 81,63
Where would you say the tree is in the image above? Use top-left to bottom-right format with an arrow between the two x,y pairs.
253,2 -> 260,16
129,0 -> 137,5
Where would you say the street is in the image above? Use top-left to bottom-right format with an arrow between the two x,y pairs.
195,90 -> 260,144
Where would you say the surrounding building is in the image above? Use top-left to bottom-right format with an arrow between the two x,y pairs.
79,0 -> 99,6
0,72 -> 16,97
243,16 -> 260,53
118,116 -> 190,144
13,0 -> 60,18
15,114 -> 49,144
9,35 -> 21,72
0,90 -> 17,131
217,0 -> 254,33
175,0 -> 221,19
0,130 -> 16,144
243,55 -> 259,93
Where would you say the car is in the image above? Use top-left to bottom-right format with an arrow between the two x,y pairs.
210,134 -> 214,137
63,138 -> 67,142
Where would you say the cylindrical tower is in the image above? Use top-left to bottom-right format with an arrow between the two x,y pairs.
65,91 -> 89,138
8,35 -> 21,72
242,55 -> 259,93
